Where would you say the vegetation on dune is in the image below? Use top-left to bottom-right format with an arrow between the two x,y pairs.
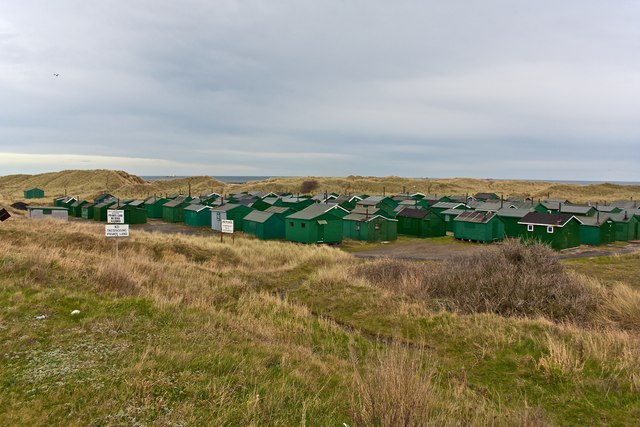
1,216 -> 640,424
1,169 -> 638,205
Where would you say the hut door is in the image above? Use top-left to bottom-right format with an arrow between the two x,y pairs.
317,219 -> 327,242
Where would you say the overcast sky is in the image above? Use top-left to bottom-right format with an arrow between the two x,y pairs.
1,1 -> 639,180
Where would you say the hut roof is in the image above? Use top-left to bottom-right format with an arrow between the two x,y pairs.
518,212 -> 578,227
396,208 -> 430,219
287,204 -> 346,220
184,204 -> 211,213
454,211 -> 497,224
243,210 -> 275,224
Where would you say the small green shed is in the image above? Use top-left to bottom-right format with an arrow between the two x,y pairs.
184,204 -> 212,227
24,188 -> 45,199
243,211 -> 286,240
68,200 -> 89,217
453,211 -> 505,243
609,212 -> 639,241
440,208 -> 467,233
517,212 -> 581,250
396,208 -> 446,238
53,196 -> 77,209
496,208 -> 535,238
109,203 -> 148,225
93,200 -> 118,221
81,202 -> 96,220
342,213 -> 398,242
211,203 -> 253,232
144,197 -> 169,219
162,196 -> 192,223
285,204 -> 348,244
577,215 -> 616,246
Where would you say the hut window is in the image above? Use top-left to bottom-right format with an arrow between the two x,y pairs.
289,222 -> 294,227
527,224 -> 534,232
355,222 -> 361,231
374,223 -> 381,230
301,223 -> 306,228
445,215 -> 450,222
546,226 -> 554,234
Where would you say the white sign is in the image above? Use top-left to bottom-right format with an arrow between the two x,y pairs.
107,209 -> 125,224
221,219 -> 234,234
105,224 -> 129,237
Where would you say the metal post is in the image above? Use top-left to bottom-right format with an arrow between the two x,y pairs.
115,236 -> 119,258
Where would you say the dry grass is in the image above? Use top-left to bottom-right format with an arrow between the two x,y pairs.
2,169 -> 638,205
354,240 -> 597,323
352,342 -> 549,427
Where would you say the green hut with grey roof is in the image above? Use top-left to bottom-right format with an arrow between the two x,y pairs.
609,211 -> 639,241
81,202 -> 96,220
285,204 -> 348,244
109,203 -> 148,225
342,213 -> 397,242
93,199 -> 118,222
24,187 -> 45,199
496,208 -> 535,237
453,211 -> 505,243
577,215 -> 616,246
211,204 -> 252,232
517,212 -> 581,250
396,208 -> 446,238
243,211 -> 286,240
162,196 -> 192,223
69,200 -> 89,217
184,204 -> 212,227
144,197 -> 169,218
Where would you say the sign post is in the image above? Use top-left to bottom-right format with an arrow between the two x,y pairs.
106,210 -> 126,258
221,219 -> 234,243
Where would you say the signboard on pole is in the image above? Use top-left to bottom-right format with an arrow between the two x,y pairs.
221,219 -> 234,234
105,224 -> 129,237
107,209 -> 125,224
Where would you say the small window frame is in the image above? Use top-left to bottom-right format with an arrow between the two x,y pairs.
527,224 -> 534,232
546,226 -> 554,234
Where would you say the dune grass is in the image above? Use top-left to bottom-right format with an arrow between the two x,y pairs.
2,216 -> 640,425
2,169 -> 639,205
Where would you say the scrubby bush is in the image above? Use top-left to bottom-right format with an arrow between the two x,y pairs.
354,240 -> 598,323
300,179 -> 319,194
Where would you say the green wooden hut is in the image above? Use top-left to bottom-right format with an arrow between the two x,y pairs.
53,196 -> 77,209
517,212 -> 581,250
396,208 -> 446,238
93,199 -> 118,222
577,215 -> 616,246
496,208 -> 535,238
285,205 -> 348,244
68,200 -> 89,217
24,188 -> 45,199
560,205 -> 597,217
609,212 -> 639,241
342,213 -> 398,242
265,206 -> 296,217
275,196 -> 315,212
453,211 -> 505,243
94,193 -> 115,204
81,202 -> 96,220
144,197 -> 169,219
440,208 -> 467,233
162,196 -> 192,223
356,196 -> 398,218
184,204 -> 212,227
430,201 -> 469,216
242,211 -> 286,240
109,203 -> 148,225
211,204 -> 253,232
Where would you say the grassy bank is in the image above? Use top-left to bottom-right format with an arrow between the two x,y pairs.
1,217 -> 640,425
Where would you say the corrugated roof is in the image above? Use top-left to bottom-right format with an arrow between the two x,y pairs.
343,213 -> 396,222
496,208 -> 534,218
286,204 -> 344,220
128,200 -> 145,207
211,203 -> 243,213
144,196 -> 167,204
184,204 -> 211,213
454,211 -> 497,224
432,201 -> 466,209
163,196 -> 189,208
560,205 -> 595,215
609,212 -> 635,223
576,215 -> 612,227
243,210 -> 275,223
518,212 -> 577,227
440,208 -> 465,216
396,208 -> 430,219
264,206 -> 291,214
